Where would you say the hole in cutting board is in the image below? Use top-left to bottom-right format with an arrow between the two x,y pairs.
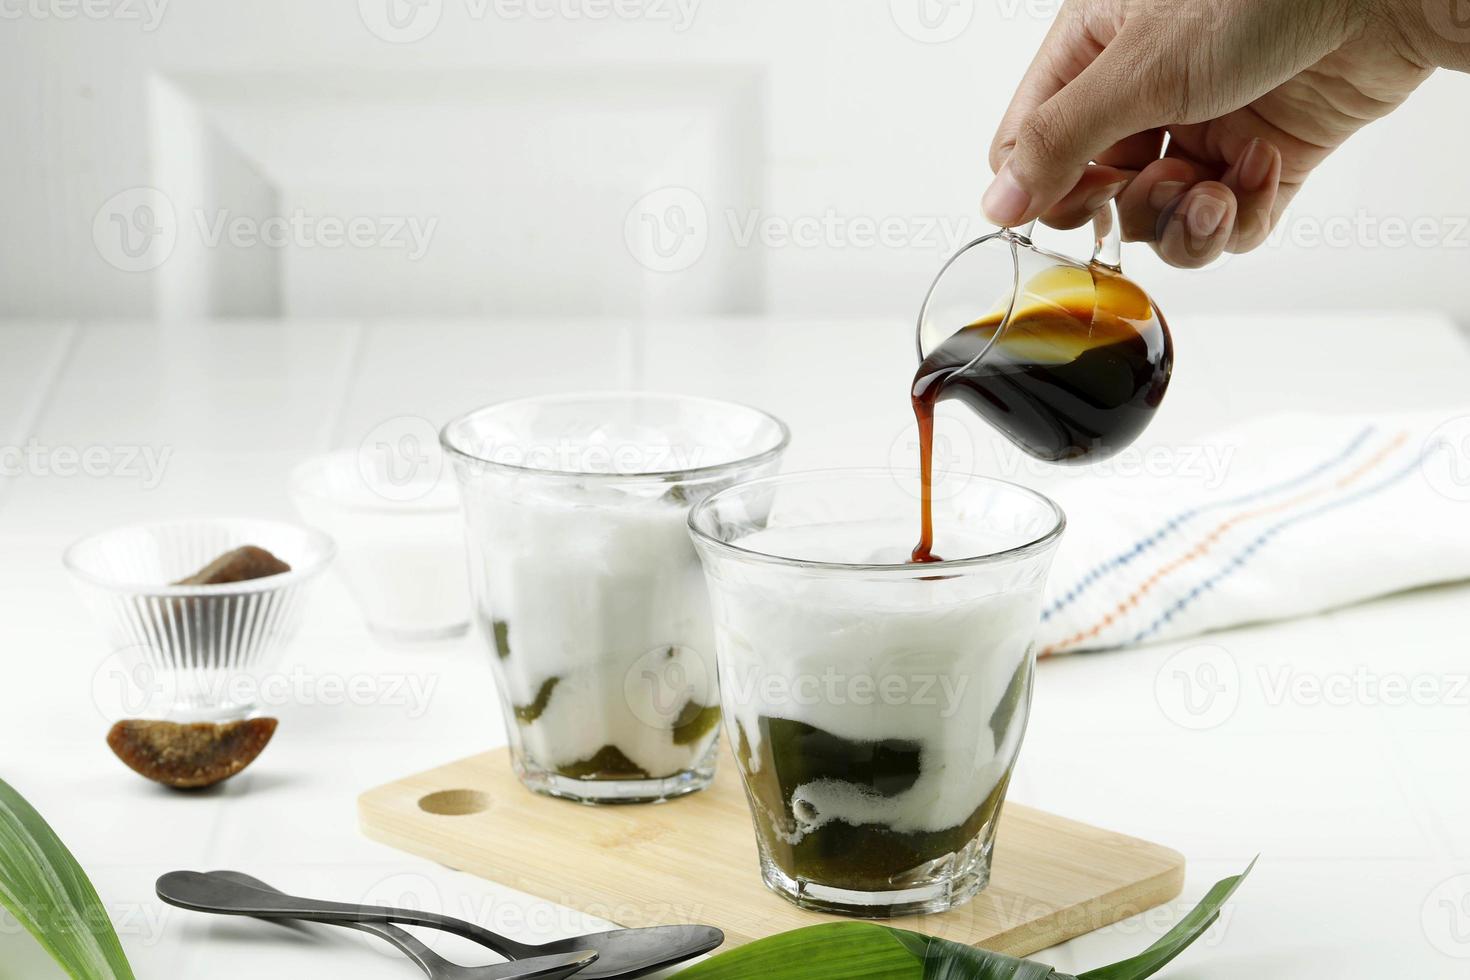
418,789 -> 491,816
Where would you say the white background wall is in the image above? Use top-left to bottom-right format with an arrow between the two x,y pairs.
4,0 -> 1469,323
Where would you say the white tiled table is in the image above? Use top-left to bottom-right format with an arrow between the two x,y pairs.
2,314 -> 1469,978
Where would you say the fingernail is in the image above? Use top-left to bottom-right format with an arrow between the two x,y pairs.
982,165 -> 1031,226
1148,180 -> 1188,212
1083,180 -> 1128,214
1187,195 -> 1228,239
1236,139 -> 1273,192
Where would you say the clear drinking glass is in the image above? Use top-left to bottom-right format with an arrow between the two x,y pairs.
64,518 -> 336,721
443,392 -> 790,804
291,450 -> 472,644
689,469 -> 1064,916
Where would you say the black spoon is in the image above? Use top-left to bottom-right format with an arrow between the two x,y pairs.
157,870 -> 723,980
205,871 -> 596,980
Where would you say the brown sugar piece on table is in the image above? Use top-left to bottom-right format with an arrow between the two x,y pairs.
107,718 -> 279,789
172,545 -> 291,586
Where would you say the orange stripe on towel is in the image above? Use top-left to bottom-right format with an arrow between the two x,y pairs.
1039,431 -> 1410,657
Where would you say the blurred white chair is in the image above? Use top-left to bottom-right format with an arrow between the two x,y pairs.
147,69 -> 764,319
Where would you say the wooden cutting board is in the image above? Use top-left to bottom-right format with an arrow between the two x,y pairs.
359,748 -> 1183,958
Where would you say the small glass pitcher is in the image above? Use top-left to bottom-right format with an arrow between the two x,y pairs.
915,203 -> 1172,464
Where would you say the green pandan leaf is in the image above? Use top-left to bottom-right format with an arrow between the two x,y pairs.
675,922 -> 925,979
891,929 -> 1072,980
0,778 -> 136,980
1077,857 -> 1257,980
674,920 -> 1075,980
675,861 -> 1254,980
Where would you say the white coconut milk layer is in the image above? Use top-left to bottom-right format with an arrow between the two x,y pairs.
713,520 -> 1044,837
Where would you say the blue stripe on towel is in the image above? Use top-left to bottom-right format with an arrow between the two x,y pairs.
1041,425 -> 1376,623
1127,441 -> 1427,645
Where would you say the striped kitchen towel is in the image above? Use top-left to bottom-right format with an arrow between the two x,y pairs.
1036,411 -> 1470,654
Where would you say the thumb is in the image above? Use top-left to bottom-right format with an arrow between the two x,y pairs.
983,41 -> 1164,227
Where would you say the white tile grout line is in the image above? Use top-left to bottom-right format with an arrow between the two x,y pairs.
1381,728 -> 1460,863
323,320 -> 368,451
0,321 -> 83,511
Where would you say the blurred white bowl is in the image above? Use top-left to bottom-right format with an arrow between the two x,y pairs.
291,450 -> 471,645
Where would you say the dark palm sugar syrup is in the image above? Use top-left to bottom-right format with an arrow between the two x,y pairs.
910,265 -> 1171,562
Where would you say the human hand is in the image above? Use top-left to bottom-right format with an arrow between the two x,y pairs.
982,0 -> 1439,267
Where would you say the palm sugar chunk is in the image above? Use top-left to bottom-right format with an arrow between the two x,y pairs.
107,718 -> 278,789
173,545 -> 290,586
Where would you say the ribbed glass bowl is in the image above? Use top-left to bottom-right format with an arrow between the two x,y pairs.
64,518 -> 336,721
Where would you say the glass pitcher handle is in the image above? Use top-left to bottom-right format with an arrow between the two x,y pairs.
1010,195 -> 1123,271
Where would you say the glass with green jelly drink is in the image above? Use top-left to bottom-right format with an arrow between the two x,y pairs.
690,469 -> 1063,915
444,392 -> 789,804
